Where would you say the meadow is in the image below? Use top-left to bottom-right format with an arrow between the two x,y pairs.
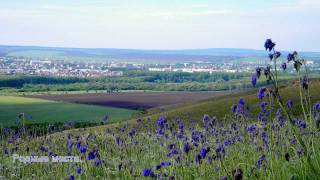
1,40 -> 320,179
0,96 -> 137,127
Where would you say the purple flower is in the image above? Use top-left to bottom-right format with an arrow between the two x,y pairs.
230,104 -> 237,113
296,148 -> 303,156
260,102 -> 268,110
199,148 -> 207,158
67,141 -> 73,150
313,101 -> 320,111
76,167 -> 81,174
115,137 -> 122,145
264,39 -> 275,51
79,146 -> 87,153
251,74 -> 257,86
75,142 -> 81,150
157,116 -> 166,129
238,98 -> 245,106
87,151 -> 95,160
69,175 -> 74,180
301,76 -> 308,90
256,154 -> 265,168
142,168 -> 152,177
281,63 -> 287,71
287,53 -> 295,62
295,119 -> 306,129
127,130 -> 136,137
256,67 -> 262,78
286,100 -> 293,109
95,159 -> 101,167
183,143 -> 190,154
268,54 -> 274,60
274,51 -> 281,59
257,87 -> 266,100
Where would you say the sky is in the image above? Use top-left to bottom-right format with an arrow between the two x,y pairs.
0,0 -> 319,51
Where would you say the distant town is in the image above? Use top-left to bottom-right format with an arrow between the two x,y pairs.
0,56 -> 319,78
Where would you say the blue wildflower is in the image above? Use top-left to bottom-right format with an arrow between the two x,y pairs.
238,98 -> 245,106
281,62 -> 287,71
69,175 -> 74,180
199,148 -> 207,158
313,101 -> 320,111
95,159 -> 101,167
287,53 -> 295,62
87,151 -> 95,160
286,100 -> 293,109
142,168 -> 152,177
79,146 -> 87,153
76,167 -> 81,174
183,143 -> 190,154
296,148 -> 303,156
251,74 -> 257,86
257,87 -> 266,100
230,104 -> 237,113
264,39 -> 275,51
256,154 -> 265,168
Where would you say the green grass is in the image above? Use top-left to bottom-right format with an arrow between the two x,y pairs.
144,79 -> 320,124
0,96 -> 137,127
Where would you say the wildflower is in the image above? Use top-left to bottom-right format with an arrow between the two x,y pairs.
155,164 -> 161,170
313,101 -> 320,111
238,98 -> 245,106
199,148 -> 208,158
87,151 -> 95,160
286,100 -> 293,109
230,104 -> 237,113
264,39 -> 275,51
301,76 -> 308,90
127,130 -> 136,137
79,146 -> 87,153
67,141 -> 73,150
295,119 -> 307,129
260,102 -> 268,110
257,87 -> 266,99
95,159 -> 101,167
256,67 -> 262,78
251,74 -> 257,86
256,154 -> 265,168
281,62 -> 287,71
69,175 -> 74,180
142,168 -> 152,177
287,53 -> 295,62
115,136 -> 122,145
274,51 -> 281,59
157,116 -> 166,128
296,148 -> 303,156
247,124 -> 256,133
182,143 -> 190,154
136,117 -> 142,123
268,54 -> 274,60
76,167 -> 81,174
160,161 -> 171,166
75,142 -> 81,150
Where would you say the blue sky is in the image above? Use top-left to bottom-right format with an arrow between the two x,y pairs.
0,0 -> 319,51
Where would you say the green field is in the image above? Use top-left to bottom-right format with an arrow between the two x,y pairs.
0,96 -> 137,127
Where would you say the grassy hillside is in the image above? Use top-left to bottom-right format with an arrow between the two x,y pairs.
147,80 -> 320,124
0,96 -> 137,127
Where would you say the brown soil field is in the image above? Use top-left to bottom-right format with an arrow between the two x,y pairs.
29,91 -> 232,110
